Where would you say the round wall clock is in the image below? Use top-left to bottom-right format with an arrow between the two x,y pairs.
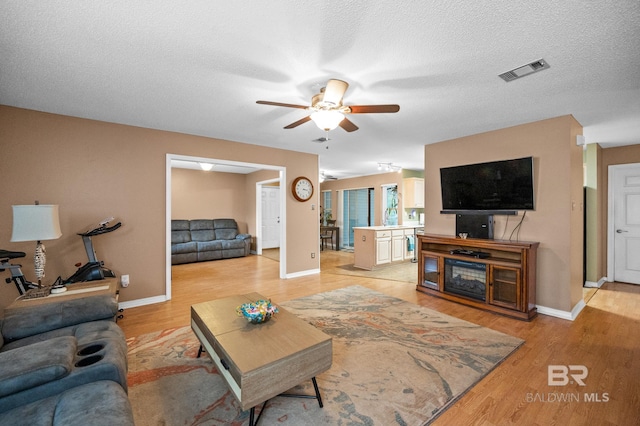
292,176 -> 314,202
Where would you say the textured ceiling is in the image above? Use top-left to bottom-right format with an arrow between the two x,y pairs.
1,1 -> 639,178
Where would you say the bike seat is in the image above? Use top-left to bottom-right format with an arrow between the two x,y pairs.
0,249 -> 27,260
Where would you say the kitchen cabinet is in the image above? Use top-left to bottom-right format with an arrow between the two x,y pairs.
391,230 -> 405,262
376,231 -> 392,265
403,178 -> 424,208
354,226 -> 420,270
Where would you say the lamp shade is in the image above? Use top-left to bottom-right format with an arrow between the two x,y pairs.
11,205 -> 62,242
310,110 -> 345,131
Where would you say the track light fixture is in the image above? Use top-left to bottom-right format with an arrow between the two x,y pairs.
377,162 -> 402,173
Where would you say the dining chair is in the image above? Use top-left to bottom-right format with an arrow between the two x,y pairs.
320,222 -> 336,251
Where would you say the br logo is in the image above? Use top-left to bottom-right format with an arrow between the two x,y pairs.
548,365 -> 588,386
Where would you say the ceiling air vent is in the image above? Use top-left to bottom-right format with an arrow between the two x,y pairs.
499,59 -> 550,82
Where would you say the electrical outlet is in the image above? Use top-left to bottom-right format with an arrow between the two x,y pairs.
311,253 -> 315,259
121,274 -> 130,287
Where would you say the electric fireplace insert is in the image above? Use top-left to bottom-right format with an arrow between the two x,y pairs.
444,258 -> 487,301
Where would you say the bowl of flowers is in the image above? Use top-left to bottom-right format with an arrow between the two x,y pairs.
236,299 -> 279,324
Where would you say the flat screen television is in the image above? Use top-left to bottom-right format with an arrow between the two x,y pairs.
440,156 -> 535,214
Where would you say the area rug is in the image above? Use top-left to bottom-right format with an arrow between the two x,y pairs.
127,285 -> 523,425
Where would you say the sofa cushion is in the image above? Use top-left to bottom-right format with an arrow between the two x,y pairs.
171,241 -> 197,255
197,250 -> 223,262
0,336 -> 75,397
1,320 -> 125,354
0,380 -> 134,426
189,219 -> 214,231
213,218 -> 238,229
0,334 -> 128,414
171,253 -> 197,265
215,228 -> 238,240
171,219 -> 190,231
190,220 -> 215,242
213,219 -> 239,240
196,240 -> 223,251
222,247 -> 246,258
220,239 -> 246,250
171,220 -> 191,243
171,230 -> 191,244
2,296 -> 118,342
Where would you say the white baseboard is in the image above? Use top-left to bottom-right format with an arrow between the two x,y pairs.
118,295 -> 167,310
285,268 -> 320,279
537,298 -> 586,321
584,277 -> 607,288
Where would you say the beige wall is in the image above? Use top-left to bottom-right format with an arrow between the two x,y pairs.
0,106 -> 318,309
424,115 -> 585,312
171,168 -> 250,233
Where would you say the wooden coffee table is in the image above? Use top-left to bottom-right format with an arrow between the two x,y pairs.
191,293 -> 332,425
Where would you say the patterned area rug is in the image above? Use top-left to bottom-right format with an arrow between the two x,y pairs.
127,286 -> 523,425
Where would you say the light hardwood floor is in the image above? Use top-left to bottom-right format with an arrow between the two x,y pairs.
118,251 -> 640,425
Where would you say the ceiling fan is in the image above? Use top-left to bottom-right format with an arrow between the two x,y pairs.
256,79 -> 400,132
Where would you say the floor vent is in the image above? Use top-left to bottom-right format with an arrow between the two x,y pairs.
499,59 -> 550,82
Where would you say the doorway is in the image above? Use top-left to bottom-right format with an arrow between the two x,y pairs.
342,188 -> 374,248
258,181 -> 281,251
608,162 -> 640,285
166,154 -> 286,300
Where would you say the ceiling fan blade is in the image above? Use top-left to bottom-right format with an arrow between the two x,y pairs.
322,79 -> 349,106
339,117 -> 359,132
348,104 -> 400,114
284,115 -> 312,129
256,100 -> 309,110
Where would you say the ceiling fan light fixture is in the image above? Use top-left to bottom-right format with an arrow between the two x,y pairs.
310,110 -> 344,131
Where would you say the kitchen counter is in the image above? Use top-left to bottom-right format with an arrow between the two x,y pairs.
353,225 -> 421,270
353,224 -> 423,231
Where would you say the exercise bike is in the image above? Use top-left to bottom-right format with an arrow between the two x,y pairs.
2,217 -> 121,295
0,249 -> 40,295
64,217 -> 121,284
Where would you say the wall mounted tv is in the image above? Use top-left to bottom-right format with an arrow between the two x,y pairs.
440,156 -> 535,214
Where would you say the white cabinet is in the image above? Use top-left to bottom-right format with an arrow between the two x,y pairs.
403,178 -> 424,208
354,227 -> 418,270
376,232 -> 392,265
391,230 -> 405,262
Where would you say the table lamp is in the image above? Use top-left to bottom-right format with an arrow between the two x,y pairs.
11,203 -> 62,289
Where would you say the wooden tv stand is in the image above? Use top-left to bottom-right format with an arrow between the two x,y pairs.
416,234 -> 538,320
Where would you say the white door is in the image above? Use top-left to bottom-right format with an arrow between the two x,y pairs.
261,186 -> 280,249
611,163 -> 640,284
